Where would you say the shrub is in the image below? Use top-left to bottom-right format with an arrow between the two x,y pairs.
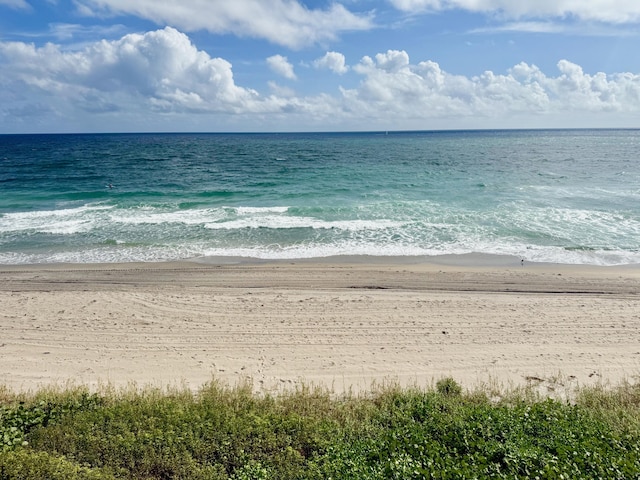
1,391 -> 102,451
1,380 -> 639,479
436,377 -> 462,396
0,449 -> 114,479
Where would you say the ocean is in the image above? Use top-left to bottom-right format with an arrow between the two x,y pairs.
1,130 -> 639,266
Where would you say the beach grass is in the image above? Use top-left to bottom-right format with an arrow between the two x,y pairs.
2,378 -> 640,479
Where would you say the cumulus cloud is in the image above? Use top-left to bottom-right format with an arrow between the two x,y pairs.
388,0 -> 640,23
0,27 -> 257,110
343,49 -> 640,122
74,0 -> 374,49
0,27 -> 265,115
367,49 -> 410,73
268,81 -> 296,98
1,29 -> 640,131
267,54 -> 297,80
313,51 -> 349,74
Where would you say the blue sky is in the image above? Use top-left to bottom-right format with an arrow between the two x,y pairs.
1,0 -> 640,133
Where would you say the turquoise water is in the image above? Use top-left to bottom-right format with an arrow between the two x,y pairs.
1,130 -> 639,265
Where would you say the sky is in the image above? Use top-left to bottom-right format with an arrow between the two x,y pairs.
1,0 -> 640,133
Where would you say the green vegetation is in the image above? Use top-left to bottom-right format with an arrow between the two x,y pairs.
1,379 -> 640,479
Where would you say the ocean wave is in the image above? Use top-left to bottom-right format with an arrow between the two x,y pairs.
204,216 -> 405,231
0,204 -> 113,234
2,239 -> 638,266
109,208 -> 227,226
1,200 -> 638,266
235,206 -> 289,215
2,131 -> 640,266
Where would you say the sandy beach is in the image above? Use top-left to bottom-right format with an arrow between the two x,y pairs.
1,257 -> 639,395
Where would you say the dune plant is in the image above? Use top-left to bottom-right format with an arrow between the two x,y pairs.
0,378 -> 639,479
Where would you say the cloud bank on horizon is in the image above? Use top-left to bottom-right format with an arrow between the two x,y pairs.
1,0 -> 639,132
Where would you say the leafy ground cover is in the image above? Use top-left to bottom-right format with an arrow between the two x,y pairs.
1,378 -> 639,479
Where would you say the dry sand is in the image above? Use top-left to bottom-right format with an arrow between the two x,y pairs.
1,257 -> 639,395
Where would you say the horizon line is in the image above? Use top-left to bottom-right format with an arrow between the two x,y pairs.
2,127 -> 640,136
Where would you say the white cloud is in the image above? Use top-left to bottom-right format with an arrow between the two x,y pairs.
372,49 -> 410,73
74,0 -> 374,48
0,27 -> 265,115
313,51 -> 349,74
1,29 -> 640,132
471,21 -> 564,34
388,0 -> 640,23
268,81 -> 296,97
342,49 -> 640,123
471,20 -> 640,37
47,23 -> 127,41
267,54 -> 297,80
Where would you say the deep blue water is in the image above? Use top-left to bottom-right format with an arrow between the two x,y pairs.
1,130 -> 639,265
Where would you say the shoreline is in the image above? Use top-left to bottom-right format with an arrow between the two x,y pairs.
1,257 -> 639,396
6,250 -> 640,264
4,250 -> 640,269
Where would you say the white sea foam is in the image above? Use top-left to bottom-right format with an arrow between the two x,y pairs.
2,236 -> 638,265
205,216 -> 404,231
235,206 -> 289,215
104,205 -> 404,232
109,207 -> 227,225
109,206 -> 293,226
1,198 -> 637,266
0,204 -> 112,234
509,206 -> 639,248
